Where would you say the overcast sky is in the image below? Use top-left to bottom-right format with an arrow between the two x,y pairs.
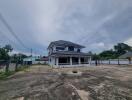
0,0 -> 132,55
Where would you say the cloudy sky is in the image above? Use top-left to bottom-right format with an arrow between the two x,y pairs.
0,0 -> 132,55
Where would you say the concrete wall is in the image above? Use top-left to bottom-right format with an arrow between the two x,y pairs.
0,63 -> 21,72
33,61 -> 48,64
91,59 -> 131,65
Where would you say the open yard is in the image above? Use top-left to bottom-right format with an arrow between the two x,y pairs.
0,65 -> 132,100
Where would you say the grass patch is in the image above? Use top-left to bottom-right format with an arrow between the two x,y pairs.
0,71 -> 15,80
16,65 -> 30,72
0,65 -> 29,80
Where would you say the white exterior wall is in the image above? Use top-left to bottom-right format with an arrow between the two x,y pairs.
48,44 -> 91,68
65,47 -> 68,51
49,57 -> 56,66
53,46 -> 56,52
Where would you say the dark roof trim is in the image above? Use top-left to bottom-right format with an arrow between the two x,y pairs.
48,40 -> 85,49
49,51 -> 91,57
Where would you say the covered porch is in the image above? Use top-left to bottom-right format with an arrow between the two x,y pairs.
55,56 -> 91,67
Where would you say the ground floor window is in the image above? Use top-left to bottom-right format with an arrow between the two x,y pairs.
58,57 -> 70,65
81,58 -> 84,63
56,57 -> 90,65
72,57 -> 79,65
81,57 -> 89,64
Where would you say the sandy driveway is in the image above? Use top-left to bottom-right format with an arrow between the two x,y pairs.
0,65 -> 132,100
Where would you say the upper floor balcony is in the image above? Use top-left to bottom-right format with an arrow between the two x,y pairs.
48,40 -> 85,55
48,46 -> 82,55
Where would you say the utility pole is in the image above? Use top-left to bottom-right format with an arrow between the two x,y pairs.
31,49 -> 33,65
118,58 -> 120,65
31,49 -> 32,57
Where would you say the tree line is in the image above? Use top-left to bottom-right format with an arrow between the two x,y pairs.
0,44 -> 28,72
0,44 -> 27,61
92,43 -> 132,60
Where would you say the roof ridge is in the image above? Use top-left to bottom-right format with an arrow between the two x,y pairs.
48,40 -> 85,48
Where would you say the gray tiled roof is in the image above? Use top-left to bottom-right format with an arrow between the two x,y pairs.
49,51 -> 91,57
119,51 -> 132,58
48,40 -> 85,49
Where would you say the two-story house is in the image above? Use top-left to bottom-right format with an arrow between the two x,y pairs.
48,40 -> 91,67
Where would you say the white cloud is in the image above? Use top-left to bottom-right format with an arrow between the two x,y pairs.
97,42 -> 105,47
9,50 -> 40,56
124,38 -> 132,46
0,0 -> 132,54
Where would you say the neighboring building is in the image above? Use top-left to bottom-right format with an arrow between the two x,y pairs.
39,56 -> 49,64
119,51 -> 132,64
48,40 -> 91,67
23,56 -> 37,65
23,56 -> 48,65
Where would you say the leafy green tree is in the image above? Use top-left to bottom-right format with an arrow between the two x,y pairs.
11,53 -> 27,71
99,49 -> 117,59
4,45 -> 13,52
92,53 -> 100,60
114,43 -> 132,56
0,45 -> 13,72
11,53 -> 27,63
0,45 -> 13,60
99,43 -> 132,59
0,48 -> 9,60
92,54 -> 100,66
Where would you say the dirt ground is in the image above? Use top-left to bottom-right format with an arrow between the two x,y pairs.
0,65 -> 132,100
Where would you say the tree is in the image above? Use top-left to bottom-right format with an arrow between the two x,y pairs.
4,45 -> 13,52
99,43 -> 132,59
0,45 -> 13,72
0,48 -> 9,60
11,53 -> 27,63
0,45 -> 13,60
114,43 -> 132,56
11,53 -> 27,71
92,54 -> 100,66
99,49 -> 116,59
88,51 -> 93,55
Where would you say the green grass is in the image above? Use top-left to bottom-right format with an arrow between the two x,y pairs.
16,65 -> 29,72
0,65 -> 29,80
0,71 -> 15,80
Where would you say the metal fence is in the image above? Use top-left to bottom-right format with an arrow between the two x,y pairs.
91,59 -> 131,65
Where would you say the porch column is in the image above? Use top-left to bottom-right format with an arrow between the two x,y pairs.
70,57 -> 72,65
56,57 -> 58,66
79,57 -> 81,65
89,57 -> 91,65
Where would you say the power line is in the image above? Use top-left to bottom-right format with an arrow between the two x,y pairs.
0,13 -> 29,50
0,30 -> 16,45
0,13 -> 45,55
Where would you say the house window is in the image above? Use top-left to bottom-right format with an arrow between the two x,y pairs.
77,49 -> 80,52
56,47 -> 65,51
68,46 -> 74,51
